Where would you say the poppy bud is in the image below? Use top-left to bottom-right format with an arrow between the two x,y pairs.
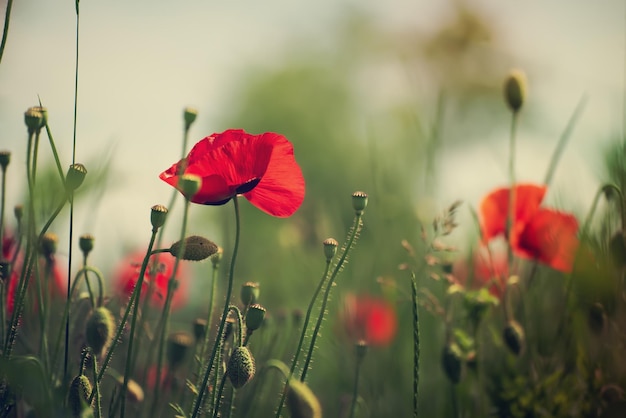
286,378 -> 322,418
245,304 -> 266,331
0,150 -> 10,171
240,282 -> 260,306
441,343 -> 463,384
40,232 -> 58,260
323,238 -> 338,261
65,163 -> 87,193
227,346 -> 255,388
67,374 -> 92,417
150,204 -> 168,230
85,306 -> 115,356
183,107 -> 198,130
193,318 -> 207,341
351,191 -> 368,215
169,235 -> 218,261
79,234 -> 95,258
503,69 -> 527,112
167,331 -> 194,370
177,174 -> 201,200
24,107 -> 44,134
503,320 -> 525,355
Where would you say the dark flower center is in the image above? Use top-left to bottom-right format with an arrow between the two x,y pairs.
236,178 -> 261,195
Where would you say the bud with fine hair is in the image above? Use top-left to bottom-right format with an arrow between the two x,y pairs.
351,191 -> 368,215
85,307 -> 115,356
286,378 -> 322,418
65,163 -> 88,193
169,235 -> 218,261
503,69 -> 527,112
150,204 -> 168,230
67,374 -> 92,417
227,346 -> 256,388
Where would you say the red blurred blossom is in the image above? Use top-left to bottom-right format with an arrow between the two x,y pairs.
6,257 -> 66,315
453,244 -> 508,299
113,250 -> 188,310
159,129 -> 305,218
341,294 -> 397,346
479,183 -> 579,273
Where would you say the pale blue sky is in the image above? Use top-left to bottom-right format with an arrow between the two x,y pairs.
0,0 -> 624,269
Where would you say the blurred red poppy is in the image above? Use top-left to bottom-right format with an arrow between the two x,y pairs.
479,183 -> 579,273
453,245 -> 508,299
6,257 -> 66,314
159,129 -> 305,218
341,294 -> 397,346
113,250 -> 187,310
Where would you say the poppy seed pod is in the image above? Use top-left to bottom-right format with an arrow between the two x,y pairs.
67,374 -> 92,417
14,205 -> 23,222
85,307 -> 115,356
169,235 -> 218,261
351,191 -> 368,215
286,378 -> 322,418
183,107 -> 198,130
150,204 -> 168,230
503,320 -> 525,355
24,107 -> 44,134
441,343 -> 463,384
177,174 -> 202,200
79,234 -> 95,258
40,232 -> 58,260
227,346 -> 256,388
323,238 -> 338,261
210,246 -> 223,268
193,318 -> 207,341
504,69 -> 527,112
167,331 -> 194,370
0,150 -> 10,170
245,304 -> 266,331
240,282 -> 260,306
65,163 -> 88,193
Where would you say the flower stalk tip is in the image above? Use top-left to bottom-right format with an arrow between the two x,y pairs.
504,69 -> 527,113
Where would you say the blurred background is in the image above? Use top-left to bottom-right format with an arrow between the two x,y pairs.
1,0 -> 625,416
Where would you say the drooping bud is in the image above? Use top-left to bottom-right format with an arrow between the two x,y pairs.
85,307 -> 116,356
79,234 -> 95,258
166,331 -> 194,370
169,235 -> 218,261
441,343 -> 463,384
177,174 -> 201,200
503,320 -> 525,355
503,69 -> 527,112
65,163 -> 87,193
0,151 -> 10,171
183,107 -> 198,130
150,204 -> 168,230
286,378 -> 322,418
67,374 -> 92,417
227,346 -> 255,388
351,191 -> 368,215
323,238 -> 338,261
240,282 -> 260,306
245,304 -> 266,331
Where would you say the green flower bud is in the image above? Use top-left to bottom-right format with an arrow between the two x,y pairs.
240,281 -> 260,306
67,374 -> 92,417
227,346 -> 255,388
0,150 -> 10,171
178,174 -> 201,200
79,234 -> 95,258
503,320 -> 525,355
167,331 -> 194,370
322,238 -> 338,261
65,163 -> 87,193
183,107 -> 198,130
286,378 -> 322,418
245,304 -> 266,331
441,343 -> 463,384
504,69 -> 527,112
150,204 -> 168,230
85,307 -> 115,356
351,191 -> 368,215
169,235 -> 218,261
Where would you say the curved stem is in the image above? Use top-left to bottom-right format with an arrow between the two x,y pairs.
191,196 -> 241,418
0,0 -> 14,66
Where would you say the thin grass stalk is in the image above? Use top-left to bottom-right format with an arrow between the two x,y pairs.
0,0 -> 13,66
212,306 -> 243,418
411,270 -> 420,418
191,196 -> 242,418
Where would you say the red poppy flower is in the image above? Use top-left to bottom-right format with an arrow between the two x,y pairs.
159,129 -> 305,218
113,250 -> 188,310
479,183 -> 579,273
341,294 -> 397,346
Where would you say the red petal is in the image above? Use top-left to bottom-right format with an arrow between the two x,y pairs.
244,132 -> 305,217
480,184 -> 547,241
515,209 -> 579,273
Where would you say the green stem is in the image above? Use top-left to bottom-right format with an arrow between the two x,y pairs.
197,259 -> 220,374
0,0 -> 14,66
506,111 -> 519,269
300,214 -> 363,383
191,196 -> 242,418
91,353 -> 102,418
411,271 -> 420,418
348,348 -> 364,418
